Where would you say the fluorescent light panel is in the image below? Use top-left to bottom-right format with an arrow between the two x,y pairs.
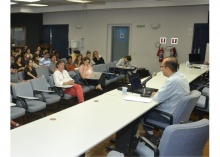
26,3 -> 48,6
66,0 -> 91,3
14,0 -> 40,2
11,2 -> 18,4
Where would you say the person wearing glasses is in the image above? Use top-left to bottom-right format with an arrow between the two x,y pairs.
92,51 -> 105,65
141,56 -> 190,138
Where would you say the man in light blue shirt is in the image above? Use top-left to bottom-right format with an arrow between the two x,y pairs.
142,56 -> 190,136
152,57 -> 190,113
39,51 -> 51,67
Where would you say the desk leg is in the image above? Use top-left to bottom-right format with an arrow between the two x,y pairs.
109,118 -> 139,155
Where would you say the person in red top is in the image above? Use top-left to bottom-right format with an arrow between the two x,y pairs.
65,56 -> 75,71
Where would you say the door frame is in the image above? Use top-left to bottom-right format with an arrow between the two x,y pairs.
106,24 -> 132,63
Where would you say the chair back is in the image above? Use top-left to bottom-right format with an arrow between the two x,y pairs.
60,58 -> 67,63
11,82 -> 34,98
97,64 -> 108,72
36,67 -> 50,82
48,76 -> 54,87
11,73 -> 20,83
172,90 -> 201,124
159,119 -> 209,156
106,62 -> 116,70
30,77 -> 50,91
68,71 -> 80,84
18,71 -> 25,80
92,65 -> 99,72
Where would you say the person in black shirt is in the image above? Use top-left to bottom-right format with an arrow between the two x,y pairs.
92,51 -> 105,65
24,59 -> 38,80
10,55 -> 25,72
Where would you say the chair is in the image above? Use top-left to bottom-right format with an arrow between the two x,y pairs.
96,64 -> 117,86
74,69 -> 96,90
107,119 -> 209,157
68,71 -> 91,94
11,95 -> 26,120
30,77 -> 61,110
142,90 -> 201,130
196,84 -> 209,119
17,71 -> 25,80
11,73 -> 20,83
35,67 -> 50,82
11,82 -> 47,122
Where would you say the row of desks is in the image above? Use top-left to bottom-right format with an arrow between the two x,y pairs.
11,63 -> 209,157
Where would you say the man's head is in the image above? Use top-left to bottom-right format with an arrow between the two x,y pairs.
44,51 -> 50,59
56,60 -> 65,71
124,55 -> 132,62
160,56 -> 179,77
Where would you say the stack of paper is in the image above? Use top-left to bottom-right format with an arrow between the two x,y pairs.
124,95 -> 152,103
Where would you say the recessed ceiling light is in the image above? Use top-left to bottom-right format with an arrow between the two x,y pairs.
14,0 -> 41,2
66,0 -> 91,3
11,2 -> 18,4
26,4 -> 48,7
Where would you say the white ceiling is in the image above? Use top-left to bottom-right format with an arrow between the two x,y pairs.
11,0 -> 209,13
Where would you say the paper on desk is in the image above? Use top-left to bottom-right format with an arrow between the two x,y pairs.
124,95 -> 152,103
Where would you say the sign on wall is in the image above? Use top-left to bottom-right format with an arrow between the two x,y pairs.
171,38 -> 178,44
160,37 -> 166,44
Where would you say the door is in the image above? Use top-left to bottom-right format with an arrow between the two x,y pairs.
111,26 -> 130,62
191,24 -> 209,62
43,25 -> 69,58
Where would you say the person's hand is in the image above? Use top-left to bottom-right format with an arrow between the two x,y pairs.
151,92 -> 157,97
68,80 -> 74,85
11,69 -> 17,74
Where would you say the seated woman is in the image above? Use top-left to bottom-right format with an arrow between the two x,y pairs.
92,51 -> 105,65
24,58 -> 38,80
11,55 -> 25,72
79,56 -> 106,90
73,54 -> 83,68
53,60 -> 84,103
32,54 -> 42,68
65,56 -> 75,71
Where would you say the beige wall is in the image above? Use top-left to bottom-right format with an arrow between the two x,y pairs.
43,5 -> 209,73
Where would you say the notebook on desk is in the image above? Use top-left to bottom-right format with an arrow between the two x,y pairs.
117,75 -> 158,95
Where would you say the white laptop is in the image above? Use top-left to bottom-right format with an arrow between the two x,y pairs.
88,72 -> 102,80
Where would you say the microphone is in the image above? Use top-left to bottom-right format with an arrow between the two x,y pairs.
140,73 -> 157,97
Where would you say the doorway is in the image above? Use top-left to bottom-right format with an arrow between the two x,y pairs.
43,25 -> 69,58
107,25 -> 131,62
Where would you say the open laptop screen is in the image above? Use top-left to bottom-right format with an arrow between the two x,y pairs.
189,54 -> 201,63
129,75 -> 142,91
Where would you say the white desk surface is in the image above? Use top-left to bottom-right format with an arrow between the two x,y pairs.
145,63 -> 209,89
11,62 -> 208,157
11,103 -> 16,107
11,94 -> 157,157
